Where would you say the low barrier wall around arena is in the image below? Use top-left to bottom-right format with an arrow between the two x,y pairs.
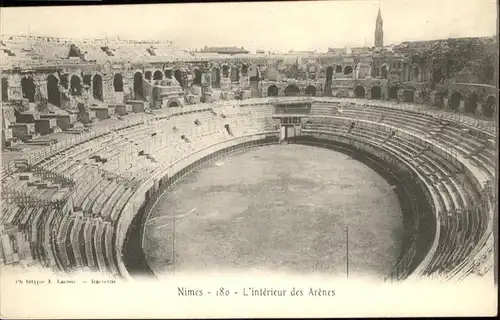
117,132 -> 280,279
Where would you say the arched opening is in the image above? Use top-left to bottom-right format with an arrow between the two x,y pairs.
403,89 -> 415,102
412,65 -> 420,82
164,69 -> 173,79
381,66 -> 388,79
432,68 -> 444,84
133,72 -> 144,100
249,66 -> 260,96
284,85 -> 300,97
113,74 -> 123,92
230,67 -> 240,82
211,68 -> 221,88
305,85 -> 317,97
241,65 -> 248,77
354,85 -> 366,98
434,92 -> 444,108
267,85 -> 279,97
153,70 -> 163,80
482,95 -> 495,118
21,76 -> 36,102
92,74 -> 103,101
145,71 -> 152,81
222,65 -> 229,78
449,92 -> 462,111
193,69 -> 202,86
465,92 -> 478,114
1,78 -> 9,102
168,100 -> 180,108
174,70 -> 184,87
370,86 -> 382,100
47,75 -> 60,106
388,86 -> 398,100
326,66 -> 334,84
335,65 -> 342,73
343,66 -> 353,75
482,65 -> 494,84
70,75 -> 82,96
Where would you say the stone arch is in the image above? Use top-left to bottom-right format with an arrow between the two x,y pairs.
241,65 -> 248,77
153,70 -> 163,80
433,91 -> 445,108
482,64 -> 495,84
482,95 -> 495,118
1,78 -> 8,102
174,69 -> 184,87
92,74 -> 103,101
388,85 -> 398,100
70,75 -> 82,96
113,73 -> 124,92
167,98 -> 181,108
133,72 -> 144,100
267,85 -> 279,97
222,65 -> 230,78
403,89 -> 415,102
230,67 -> 240,82
21,76 -> 36,102
354,85 -> 366,98
145,71 -> 152,81
432,68 -> 445,84
249,66 -> 260,95
284,85 -> 300,97
370,86 -> 382,100
305,85 -> 317,96
211,68 -> 221,88
47,74 -> 60,106
193,69 -> 202,86
412,64 -> 420,82
343,66 -> 353,75
326,66 -> 334,83
449,91 -> 462,111
464,92 -> 479,114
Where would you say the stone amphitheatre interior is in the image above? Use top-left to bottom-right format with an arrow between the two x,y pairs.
0,5 -> 497,283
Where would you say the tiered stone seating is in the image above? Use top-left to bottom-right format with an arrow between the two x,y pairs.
1,96 -> 493,281
104,222 -> 119,276
55,213 -> 72,271
83,219 -> 96,270
310,102 -> 341,116
300,106 -> 494,280
93,221 -> 108,273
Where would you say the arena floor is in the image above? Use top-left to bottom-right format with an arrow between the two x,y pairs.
143,144 -> 404,279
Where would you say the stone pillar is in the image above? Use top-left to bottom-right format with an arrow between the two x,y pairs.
397,89 -> 405,102
36,77 -> 48,102
102,74 -> 114,104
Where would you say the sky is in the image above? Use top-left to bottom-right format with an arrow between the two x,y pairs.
0,0 -> 497,53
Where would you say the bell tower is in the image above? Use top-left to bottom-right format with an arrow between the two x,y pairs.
374,7 -> 384,48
